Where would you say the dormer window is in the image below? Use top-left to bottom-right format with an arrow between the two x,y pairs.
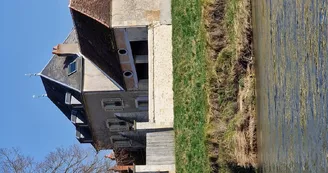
68,60 -> 77,75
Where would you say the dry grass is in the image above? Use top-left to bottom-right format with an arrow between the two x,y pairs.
173,0 -> 257,172
204,0 -> 257,171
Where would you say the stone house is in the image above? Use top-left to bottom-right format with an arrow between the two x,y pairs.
39,0 -> 175,172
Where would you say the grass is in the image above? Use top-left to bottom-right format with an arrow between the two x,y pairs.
173,0 -> 256,172
172,0 -> 210,172
205,0 -> 257,170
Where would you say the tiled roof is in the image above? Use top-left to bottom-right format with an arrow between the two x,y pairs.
69,0 -> 111,27
70,9 -> 125,89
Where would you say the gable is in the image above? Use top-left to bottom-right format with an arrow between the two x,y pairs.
41,30 -> 83,92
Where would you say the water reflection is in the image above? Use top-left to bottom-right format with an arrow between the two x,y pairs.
252,0 -> 328,172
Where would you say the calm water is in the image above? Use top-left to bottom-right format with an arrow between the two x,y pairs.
253,0 -> 328,172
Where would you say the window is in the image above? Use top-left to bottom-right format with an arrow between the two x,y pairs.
71,110 -> 85,125
65,92 -> 72,105
106,119 -> 129,132
119,121 -> 127,126
110,136 -> 131,148
102,98 -> 123,111
138,100 -> 148,107
76,126 -> 92,141
135,97 -> 148,110
68,61 -> 77,75
65,92 -> 82,107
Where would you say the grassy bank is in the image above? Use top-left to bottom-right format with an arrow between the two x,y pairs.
172,0 -> 210,172
205,0 -> 256,171
173,0 -> 256,172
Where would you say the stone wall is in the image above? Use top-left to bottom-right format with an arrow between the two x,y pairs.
111,0 -> 160,27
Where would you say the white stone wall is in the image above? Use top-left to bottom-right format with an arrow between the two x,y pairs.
111,0 -> 160,27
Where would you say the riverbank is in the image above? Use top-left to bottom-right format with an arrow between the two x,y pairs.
172,0 -> 210,172
205,0 -> 257,170
173,0 -> 256,172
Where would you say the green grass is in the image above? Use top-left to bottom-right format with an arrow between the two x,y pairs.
173,0 -> 256,172
172,0 -> 211,172
226,0 -> 238,42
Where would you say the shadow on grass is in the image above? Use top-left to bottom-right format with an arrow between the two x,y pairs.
226,163 -> 256,173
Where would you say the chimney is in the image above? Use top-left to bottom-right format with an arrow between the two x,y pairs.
52,44 -> 79,55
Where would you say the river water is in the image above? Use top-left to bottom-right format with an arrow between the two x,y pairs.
252,0 -> 328,172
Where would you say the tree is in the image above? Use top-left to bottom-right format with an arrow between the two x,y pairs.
0,148 -> 34,173
0,145 -> 114,173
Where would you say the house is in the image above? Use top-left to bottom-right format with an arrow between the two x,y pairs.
39,0 -> 174,172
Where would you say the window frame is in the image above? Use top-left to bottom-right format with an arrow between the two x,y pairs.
71,109 -> 85,125
68,60 -> 77,76
101,98 -> 124,111
106,119 -> 129,132
65,92 -> 72,105
110,135 -> 132,148
135,96 -> 148,111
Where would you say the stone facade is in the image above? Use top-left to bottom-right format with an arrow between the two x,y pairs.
111,0 -> 161,27
40,0 -> 175,172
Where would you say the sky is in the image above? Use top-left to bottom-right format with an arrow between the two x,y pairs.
0,0 -> 89,161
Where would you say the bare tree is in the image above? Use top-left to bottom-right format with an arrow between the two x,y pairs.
0,145 -> 114,173
0,148 -> 34,173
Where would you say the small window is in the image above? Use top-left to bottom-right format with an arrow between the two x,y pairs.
119,122 -> 126,126
110,136 -> 131,148
107,121 -> 127,127
138,100 -> 148,107
65,92 -> 72,105
71,110 -> 78,116
102,98 -> 123,111
135,97 -> 148,110
68,61 -> 77,75
106,119 -> 129,132
65,92 -> 82,107
71,110 -> 85,125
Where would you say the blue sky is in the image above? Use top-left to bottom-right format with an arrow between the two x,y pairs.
0,0 -> 88,160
